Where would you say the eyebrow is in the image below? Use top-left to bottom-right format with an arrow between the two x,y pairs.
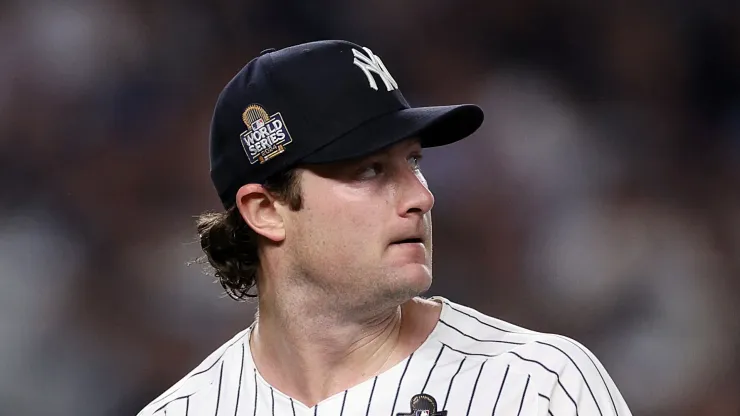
333,140 -> 422,168
374,140 -> 423,158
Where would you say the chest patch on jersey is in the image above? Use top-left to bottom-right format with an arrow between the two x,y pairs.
397,393 -> 447,416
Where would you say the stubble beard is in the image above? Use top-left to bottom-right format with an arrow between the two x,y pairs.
290,264 -> 430,322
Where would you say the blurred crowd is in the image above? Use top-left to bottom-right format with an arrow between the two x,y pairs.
1,0 -> 739,415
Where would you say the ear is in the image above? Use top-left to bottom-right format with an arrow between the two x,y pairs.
235,183 -> 286,243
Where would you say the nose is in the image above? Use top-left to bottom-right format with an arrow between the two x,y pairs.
398,169 -> 435,217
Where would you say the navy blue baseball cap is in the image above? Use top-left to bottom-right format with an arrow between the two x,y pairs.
209,40 -> 484,209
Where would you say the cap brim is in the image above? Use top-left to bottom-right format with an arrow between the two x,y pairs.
301,104 -> 484,164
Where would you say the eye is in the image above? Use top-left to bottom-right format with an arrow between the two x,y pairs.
357,162 -> 384,180
408,154 -> 423,171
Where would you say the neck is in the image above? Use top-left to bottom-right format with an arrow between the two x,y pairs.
249,286 -> 440,407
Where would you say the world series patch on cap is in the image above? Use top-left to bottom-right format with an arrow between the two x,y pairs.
208,39 -> 484,209
239,104 -> 293,165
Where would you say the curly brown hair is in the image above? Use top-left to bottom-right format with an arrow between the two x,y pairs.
195,169 -> 303,300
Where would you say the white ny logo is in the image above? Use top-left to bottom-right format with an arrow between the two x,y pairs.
352,47 -> 399,91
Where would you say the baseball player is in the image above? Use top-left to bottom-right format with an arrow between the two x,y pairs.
138,40 -> 633,416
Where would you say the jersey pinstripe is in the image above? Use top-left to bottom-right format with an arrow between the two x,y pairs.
138,297 -> 632,416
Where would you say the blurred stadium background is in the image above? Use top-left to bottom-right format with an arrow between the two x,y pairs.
1,0 -> 739,415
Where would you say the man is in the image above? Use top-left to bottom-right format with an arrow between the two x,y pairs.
138,40 -> 632,416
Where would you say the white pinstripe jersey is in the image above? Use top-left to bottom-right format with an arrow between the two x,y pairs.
138,297 -> 632,416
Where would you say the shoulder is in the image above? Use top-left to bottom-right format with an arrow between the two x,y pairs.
136,327 -> 252,416
432,297 -> 632,415
434,296 -> 599,362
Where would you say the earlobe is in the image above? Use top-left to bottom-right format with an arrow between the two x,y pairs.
235,184 -> 286,243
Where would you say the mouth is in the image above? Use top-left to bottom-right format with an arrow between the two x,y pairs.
391,238 -> 424,245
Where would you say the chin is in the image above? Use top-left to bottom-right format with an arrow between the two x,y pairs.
393,264 -> 433,297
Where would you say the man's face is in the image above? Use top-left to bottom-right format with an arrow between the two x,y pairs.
282,138 -> 435,310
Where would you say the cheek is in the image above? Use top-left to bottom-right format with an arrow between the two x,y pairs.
296,200 -> 382,256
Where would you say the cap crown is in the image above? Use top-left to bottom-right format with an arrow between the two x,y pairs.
209,40 -> 409,207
